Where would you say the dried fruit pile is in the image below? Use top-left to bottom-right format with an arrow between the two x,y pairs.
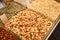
5,9 -> 53,40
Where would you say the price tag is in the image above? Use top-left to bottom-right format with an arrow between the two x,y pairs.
26,0 -> 30,8
0,14 -> 9,24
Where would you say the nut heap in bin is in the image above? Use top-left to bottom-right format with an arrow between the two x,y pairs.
29,0 -> 60,21
0,0 -> 60,40
0,27 -> 18,40
5,9 -> 53,40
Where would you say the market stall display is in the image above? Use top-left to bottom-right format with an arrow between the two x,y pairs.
0,0 -> 60,40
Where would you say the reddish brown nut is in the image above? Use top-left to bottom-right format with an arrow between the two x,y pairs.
0,27 -> 17,40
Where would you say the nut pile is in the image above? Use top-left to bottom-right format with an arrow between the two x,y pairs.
29,0 -> 60,21
5,9 -> 53,40
0,27 -> 17,40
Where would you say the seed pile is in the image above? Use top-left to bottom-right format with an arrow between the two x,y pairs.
29,0 -> 60,21
5,9 -> 53,40
0,27 -> 17,40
